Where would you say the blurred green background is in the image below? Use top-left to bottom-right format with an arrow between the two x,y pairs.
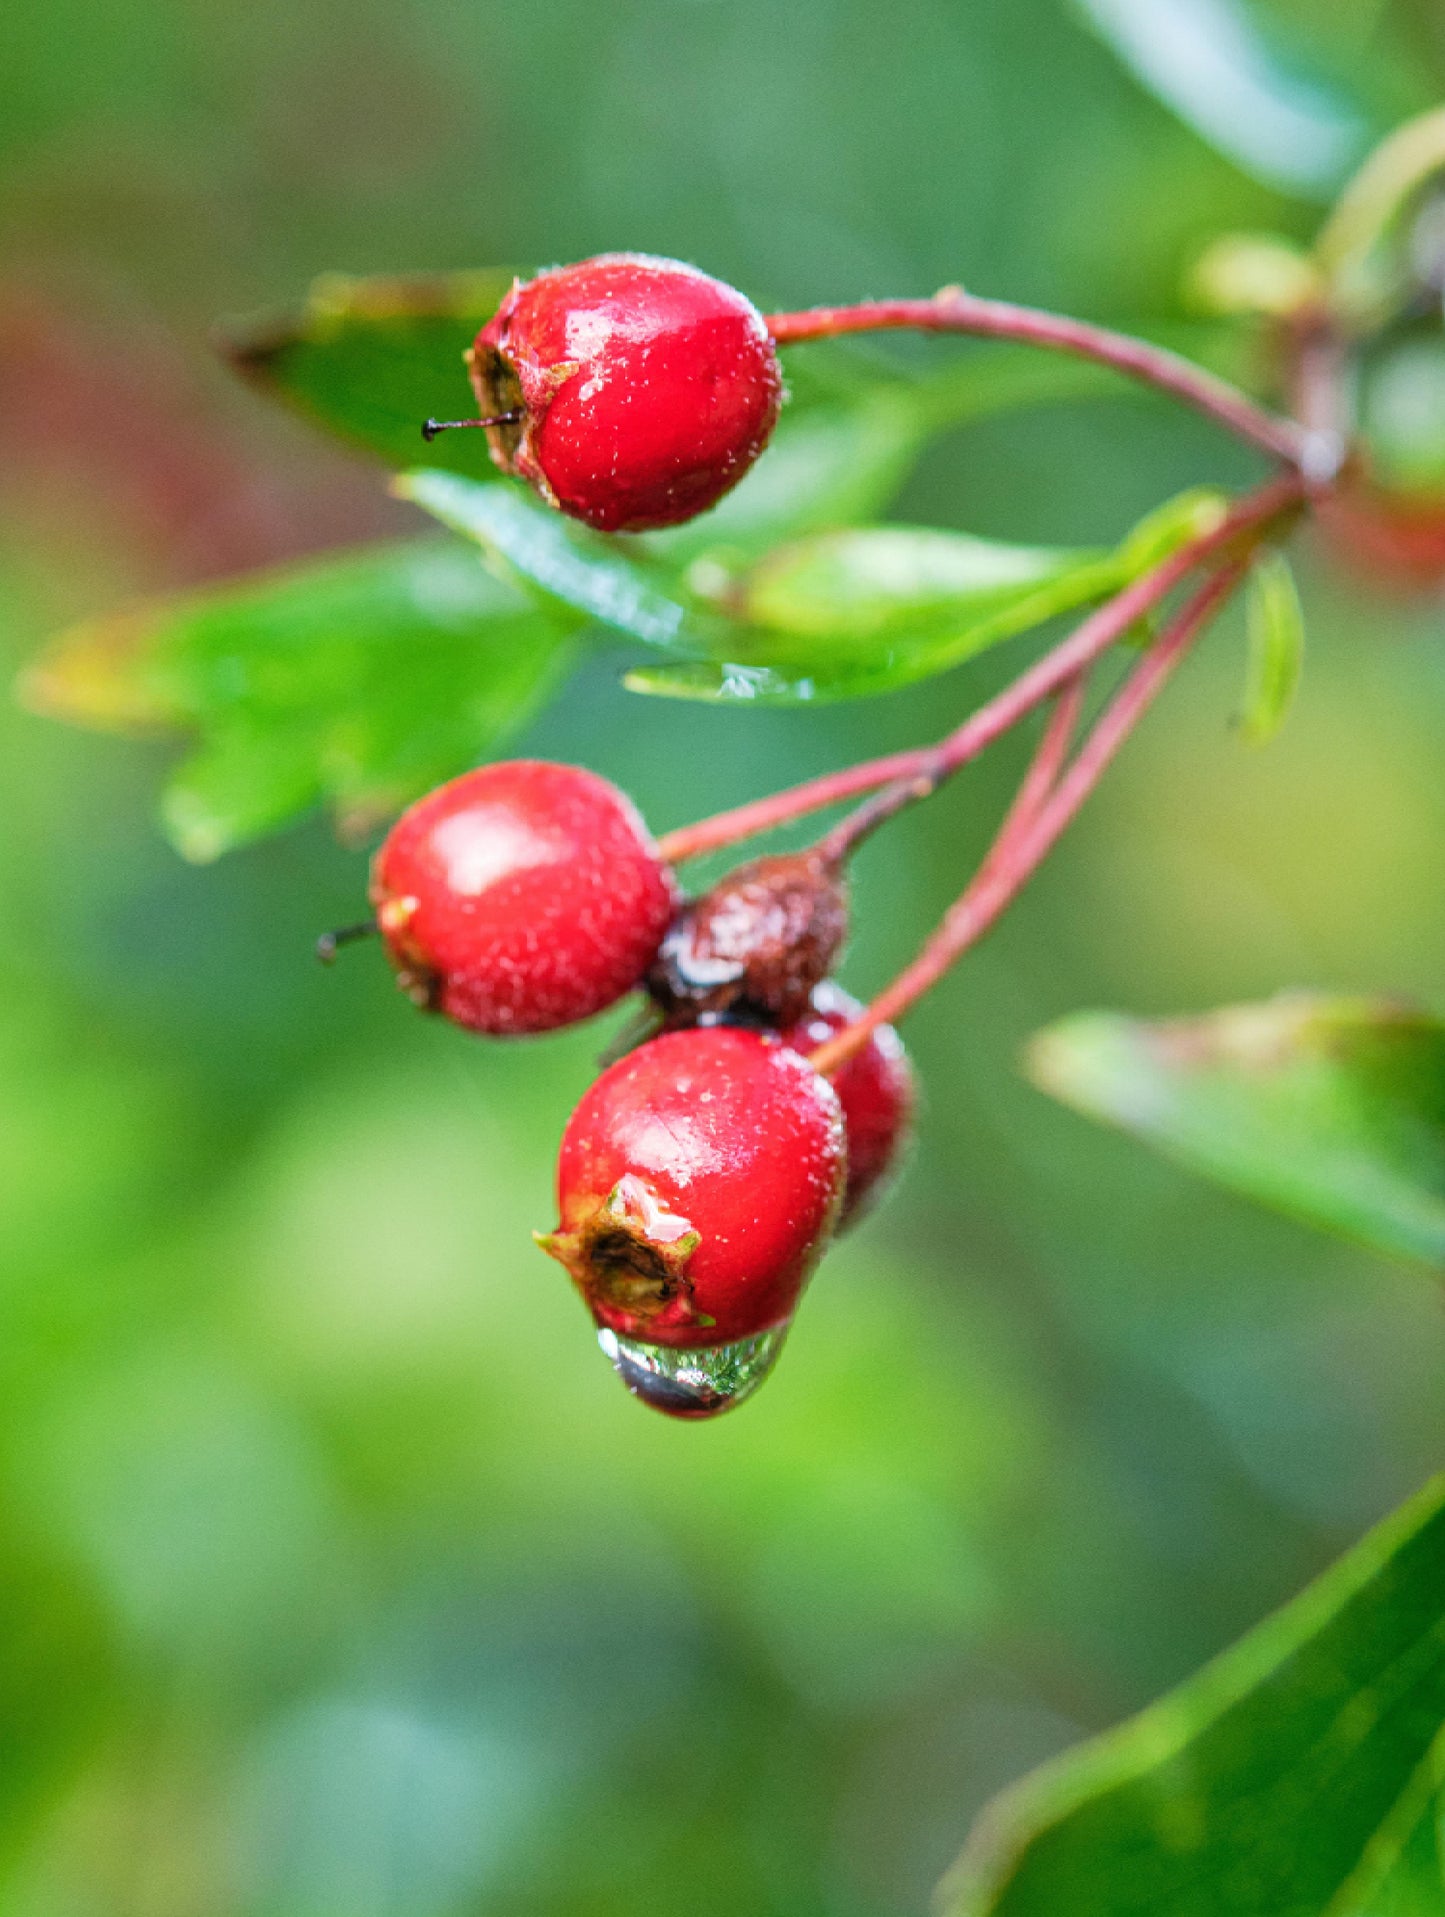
3,2 -> 1445,1912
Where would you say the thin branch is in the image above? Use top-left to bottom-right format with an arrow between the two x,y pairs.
808,564 -> 1246,1078
655,470 -> 1305,869
766,290 -> 1310,467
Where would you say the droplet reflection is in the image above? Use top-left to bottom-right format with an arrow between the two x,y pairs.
597,1324 -> 788,1419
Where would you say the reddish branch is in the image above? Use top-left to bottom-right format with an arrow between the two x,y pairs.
766,289 -> 1310,466
807,563 -> 1247,1077
655,469 -> 1305,869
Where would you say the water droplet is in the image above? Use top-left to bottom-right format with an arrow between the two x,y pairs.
597,1324 -> 788,1419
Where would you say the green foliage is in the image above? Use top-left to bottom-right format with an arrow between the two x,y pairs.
1239,550 -> 1305,745
20,539 -> 572,859
219,270 -> 521,474
941,1473 -> 1445,1916
1074,0 -> 1377,199
404,471 -> 1225,706
1027,994 -> 1445,1264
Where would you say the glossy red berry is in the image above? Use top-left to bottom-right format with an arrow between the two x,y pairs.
370,760 -> 675,1035
465,254 -> 784,533
539,1025 -> 845,1359
783,981 -> 915,1227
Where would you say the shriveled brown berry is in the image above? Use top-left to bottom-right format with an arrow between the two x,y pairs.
648,849 -> 847,1027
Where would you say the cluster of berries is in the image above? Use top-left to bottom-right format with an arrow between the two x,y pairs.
362,253 -> 907,1416
367,759 -> 913,1417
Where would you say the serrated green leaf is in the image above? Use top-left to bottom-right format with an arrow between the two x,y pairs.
1240,551 -> 1305,745
1026,994 -> 1445,1265
21,538 -> 574,859
939,1474 -> 1445,1916
218,270 -> 520,473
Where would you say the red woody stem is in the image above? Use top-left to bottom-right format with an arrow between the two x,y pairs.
807,562 -> 1247,1077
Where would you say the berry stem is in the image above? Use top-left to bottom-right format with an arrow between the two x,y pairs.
814,763 -> 944,866
316,918 -> 378,964
973,669 -> 1087,888
807,563 -> 1246,1078
766,289 -> 1310,467
421,411 -> 523,441
655,470 -> 1305,869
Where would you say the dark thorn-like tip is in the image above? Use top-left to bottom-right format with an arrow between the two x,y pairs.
421,411 -> 522,441
316,919 -> 378,965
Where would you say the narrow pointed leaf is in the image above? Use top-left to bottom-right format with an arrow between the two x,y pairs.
21,538 -> 574,859
1026,994 -> 1445,1265
940,1474 -> 1445,1916
1239,551 -> 1305,744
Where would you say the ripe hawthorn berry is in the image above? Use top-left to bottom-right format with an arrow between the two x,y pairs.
538,1025 -> 845,1349
369,760 -> 675,1035
459,253 -> 784,533
782,981 -> 915,1227
648,848 -> 847,1027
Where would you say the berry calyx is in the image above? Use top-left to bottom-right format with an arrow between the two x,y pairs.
783,982 -> 915,1226
648,849 -> 847,1027
453,254 -> 784,533
539,1025 -> 845,1351
369,760 -> 675,1035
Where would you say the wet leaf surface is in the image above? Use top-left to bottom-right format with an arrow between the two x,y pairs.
1027,994 -> 1445,1264
941,1474 -> 1445,1915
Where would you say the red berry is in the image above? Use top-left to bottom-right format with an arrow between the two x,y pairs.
370,760 -> 675,1035
466,254 -> 784,533
782,982 -> 914,1227
539,1025 -> 845,1351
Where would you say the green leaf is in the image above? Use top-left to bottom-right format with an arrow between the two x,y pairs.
1074,0 -> 1375,199
624,487 -> 1226,705
1026,994 -> 1445,1265
403,466 -> 1126,703
1239,551 -> 1305,745
396,471 -> 708,653
20,538 -> 574,859
939,1474 -> 1445,1916
626,529 -> 1121,703
218,270 -> 520,473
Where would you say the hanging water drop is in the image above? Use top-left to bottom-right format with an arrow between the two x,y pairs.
597,1324 -> 789,1419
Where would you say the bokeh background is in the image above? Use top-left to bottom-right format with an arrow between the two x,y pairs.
3,2 -> 1445,1912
